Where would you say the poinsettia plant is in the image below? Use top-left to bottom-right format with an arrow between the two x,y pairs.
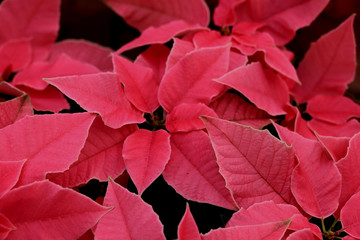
0,0 -> 359,239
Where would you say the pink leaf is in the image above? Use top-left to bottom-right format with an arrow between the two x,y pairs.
15,85 -> 69,113
0,113 -> 96,186
308,118 -> 360,138
0,160 -> 25,198
46,72 -> 144,129
159,44 -> 230,112
0,0 -> 60,61
48,39 -> 113,72
291,15 -> 356,103
166,103 -> 218,133
0,180 -> 109,239
103,0 -> 209,32
201,220 -> 291,240
0,39 -> 31,76
122,129 -> 171,195
209,92 -> 271,129
178,204 -> 201,240
215,62 -> 290,115
316,134 -> 350,162
202,117 -> 297,208
113,54 -> 158,113
192,30 -> 232,48
165,38 -> 195,72
307,95 -> 360,124
135,44 -> 170,85
163,130 -> 237,210
0,213 -> 16,240
116,20 -> 205,53
232,32 -> 299,83
215,0 -> 329,45
94,178 -> 166,240
0,82 -> 33,129
286,229 -> 319,240
47,116 -> 137,188
12,54 -> 99,91
273,123 -> 341,218
226,201 -> 322,239
335,132 -> 360,216
340,191 -> 360,238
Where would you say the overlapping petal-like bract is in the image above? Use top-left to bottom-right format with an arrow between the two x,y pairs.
0,113 -> 96,186
94,179 -> 165,240
103,0 -> 209,32
340,191 -> 360,238
163,130 -> 237,210
159,44 -> 230,112
46,72 -> 144,128
47,117 -> 137,188
214,0 -> 329,45
202,116 -> 297,208
274,123 -> 342,218
0,0 -> 60,61
291,15 -> 356,103
0,181 -> 110,239
0,82 -> 33,129
178,204 -> 201,240
215,62 -> 290,116
0,160 -> 25,198
122,129 -> 171,195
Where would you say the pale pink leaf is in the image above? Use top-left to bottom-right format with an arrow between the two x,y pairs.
308,118 -> 360,138
335,132 -> 360,216
0,113 -> 96,186
340,191 -> 360,238
103,0 -> 209,32
209,92 -> 271,129
159,44 -> 230,112
0,39 -> 31,76
0,0 -> 60,61
0,160 -> 25,198
291,15 -> 356,103
135,44 -> 170,85
343,236 -> 359,240
46,72 -> 144,129
202,116 -> 297,208
49,39 -> 113,72
201,220 -> 291,240
273,123 -> 341,218
0,213 -> 16,240
116,20 -> 206,53
122,129 -> 171,195
178,204 -> 201,240
113,54 -> 158,113
307,95 -> 360,124
215,62 -> 290,115
94,178 -> 165,240
0,180 -> 110,240
166,103 -> 218,133
215,0 -> 329,45
12,54 -> 99,91
163,130 -> 237,210
47,117 -> 137,188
